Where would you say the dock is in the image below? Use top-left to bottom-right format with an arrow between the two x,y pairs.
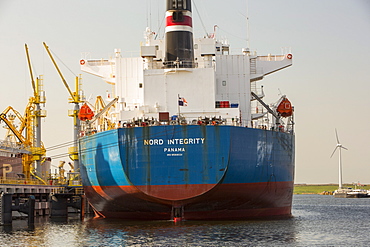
0,178 -> 87,226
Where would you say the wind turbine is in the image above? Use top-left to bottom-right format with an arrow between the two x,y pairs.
330,129 -> 348,189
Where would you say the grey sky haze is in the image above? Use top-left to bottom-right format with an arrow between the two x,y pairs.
0,0 -> 369,184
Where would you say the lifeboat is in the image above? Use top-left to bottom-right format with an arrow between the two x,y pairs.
78,103 -> 94,121
277,97 -> 293,117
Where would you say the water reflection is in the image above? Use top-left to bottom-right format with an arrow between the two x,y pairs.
0,215 -> 299,246
2,195 -> 369,246
84,218 -> 295,246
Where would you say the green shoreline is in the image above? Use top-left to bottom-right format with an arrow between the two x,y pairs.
294,184 -> 370,195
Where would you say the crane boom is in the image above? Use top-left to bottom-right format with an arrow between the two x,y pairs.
2,106 -> 25,124
251,92 -> 280,120
25,44 -> 37,96
43,42 -> 84,171
89,97 -> 119,124
43,42 -> 75,101
0,113 -> 27,144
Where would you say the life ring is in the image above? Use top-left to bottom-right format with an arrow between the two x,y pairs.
80,59 -> 86,65
286,54 -> 292,59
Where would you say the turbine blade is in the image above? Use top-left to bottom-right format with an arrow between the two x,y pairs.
330,146 -> 338,158
335,128 -> 340,144
341,146 -> 348,150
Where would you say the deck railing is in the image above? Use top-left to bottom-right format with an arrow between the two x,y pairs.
0,178 -> 45,185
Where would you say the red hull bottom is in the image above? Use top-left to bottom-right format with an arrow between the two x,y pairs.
85,181 -> 293,221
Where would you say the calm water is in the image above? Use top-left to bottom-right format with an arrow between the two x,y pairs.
1,194 -> 370,246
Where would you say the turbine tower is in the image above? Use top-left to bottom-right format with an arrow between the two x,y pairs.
330,129 -> 348,189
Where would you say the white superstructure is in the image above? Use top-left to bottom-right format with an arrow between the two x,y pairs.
80,29 -> 292,128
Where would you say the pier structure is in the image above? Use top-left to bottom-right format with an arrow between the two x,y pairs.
0,180 -> 86,226
0,44 -> 90,226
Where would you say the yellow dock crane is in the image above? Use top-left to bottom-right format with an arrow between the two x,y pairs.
42,43 -> 117,186
25,44 -> 47,179
0,44 -> 47,182
0,106 -> 33,179
43,42 -> 84,172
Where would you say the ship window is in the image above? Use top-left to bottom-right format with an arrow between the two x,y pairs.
172,0 -> 184,9
222,80 -> 227,86
172,11 -> 183,22
139,83 -> 143,88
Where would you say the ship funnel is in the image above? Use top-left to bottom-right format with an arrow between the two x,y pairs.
164,0 -> 194,68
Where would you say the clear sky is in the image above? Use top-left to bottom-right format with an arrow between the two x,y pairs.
0,0 -> 369,184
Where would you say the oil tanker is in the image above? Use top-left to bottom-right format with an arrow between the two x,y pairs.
78,0 -> 295,220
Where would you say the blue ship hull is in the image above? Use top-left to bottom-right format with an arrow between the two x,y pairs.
79,125 -> 295,220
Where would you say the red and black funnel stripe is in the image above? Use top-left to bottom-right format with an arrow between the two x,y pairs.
165,12 -> 192,31
164,0 -> 194,68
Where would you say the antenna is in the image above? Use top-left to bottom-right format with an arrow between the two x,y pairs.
149,0 -> 152,28
192,0 -> 208,37
330,129 -> 348,189
246,0 -> 250,49
278,88 -> 282,96
146,0 -> 149,28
